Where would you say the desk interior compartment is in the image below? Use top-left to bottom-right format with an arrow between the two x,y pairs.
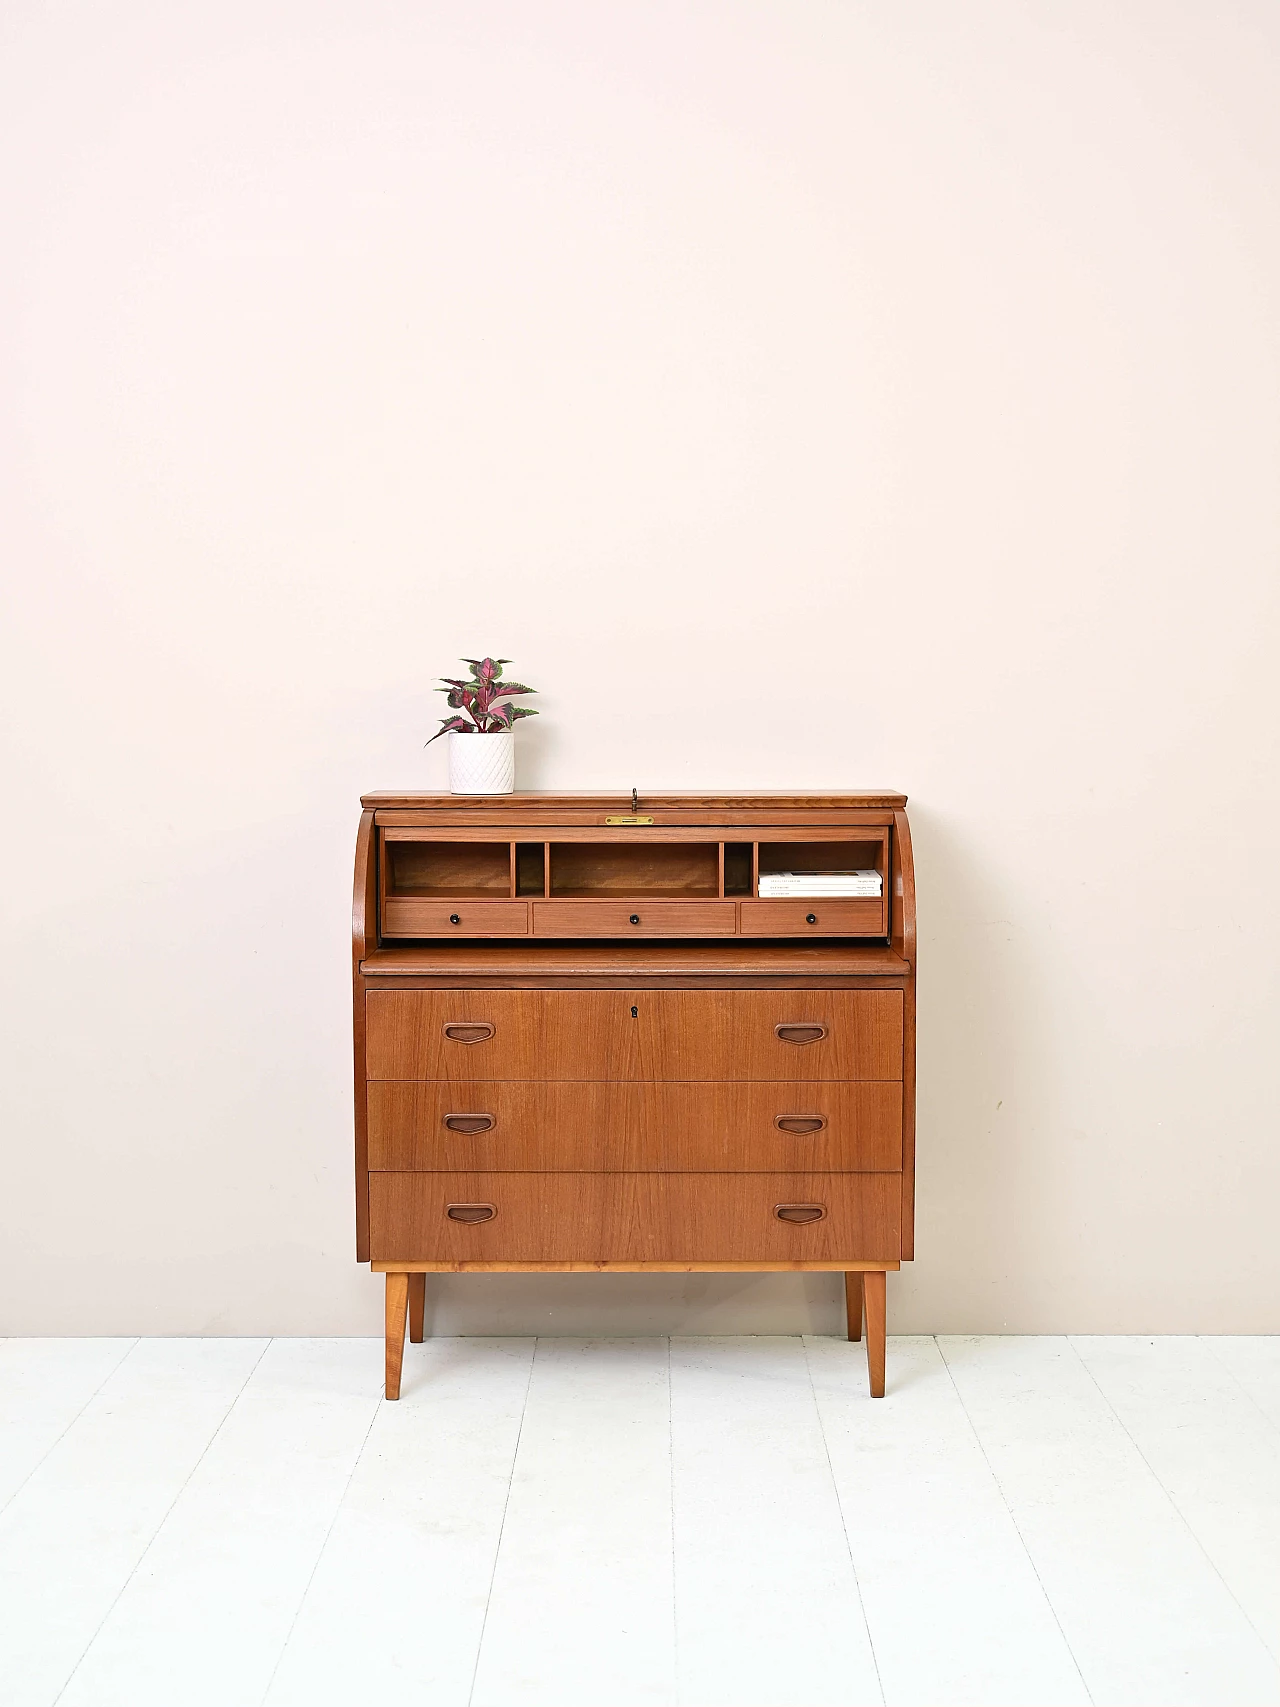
548,841 -> 719,898
383,837 -> 512,899
756,834 -> 888,891
752,832 -> 890,935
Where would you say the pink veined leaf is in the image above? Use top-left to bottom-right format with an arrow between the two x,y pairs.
464,656 -> 506,683
487,701 -> 514,729
505,705 -> 538,721
424,715 -> 473,745
488,681 -> 535,700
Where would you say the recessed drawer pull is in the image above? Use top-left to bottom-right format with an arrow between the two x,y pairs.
775,1115 -> 827,1135
442,1113 -> 496,1134
446,1202 -> 496,1224
774,1203 -> 827,1224
775,1023 -> 827,1046
442,1022 -> 495,1044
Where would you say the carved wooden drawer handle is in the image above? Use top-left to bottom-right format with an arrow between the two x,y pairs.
442,1022 -> 495,1044
446,1203 -> 496,1224
775,1023 -> 827,1046
775,1115 -> 827,1135
442,1113 -> 496,1134
775,1203 -> 827,1224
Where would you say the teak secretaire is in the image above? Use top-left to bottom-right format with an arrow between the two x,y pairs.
352,791 -> 916,1397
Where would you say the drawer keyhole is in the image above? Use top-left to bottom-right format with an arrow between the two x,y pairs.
629,914 -> 640,925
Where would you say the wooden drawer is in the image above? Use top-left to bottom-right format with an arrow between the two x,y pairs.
740,897 -> 886,937
367,1081 -> 902,1172
369,1171 -> 902,1262
382,898 -> 528,938
365,989 -> 902,1082
532,899 -> 737,937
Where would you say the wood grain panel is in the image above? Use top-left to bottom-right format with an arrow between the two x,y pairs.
365,989 -> 902,1082
369,1172 -> 902,1262
532,899 -> 737,936
359,942 -> 911,979
367,1080 -> 902,1172
635,991 -> 902,1081
372,1259 -> 900,1272
365,990 -> 641,1080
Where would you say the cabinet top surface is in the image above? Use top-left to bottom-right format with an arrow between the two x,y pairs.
362,790 -> 908,810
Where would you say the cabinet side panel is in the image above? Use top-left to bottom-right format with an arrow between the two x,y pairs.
900,974 -> 916,1260
892,810 -> 916,1259
352,810 -> 376,1261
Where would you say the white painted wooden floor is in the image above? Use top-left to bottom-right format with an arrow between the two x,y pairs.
1,1336 -> 1278,1707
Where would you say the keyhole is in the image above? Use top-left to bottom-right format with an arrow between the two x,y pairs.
630,1006 -> 638,1018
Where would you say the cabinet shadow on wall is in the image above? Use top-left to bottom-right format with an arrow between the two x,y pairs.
415,1268 -> 849,1339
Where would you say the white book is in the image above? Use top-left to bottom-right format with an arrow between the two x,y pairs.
761,880 -> 880,894
757,879 -> 881,888
758,890 -> 881,898
758,870 -> 882,897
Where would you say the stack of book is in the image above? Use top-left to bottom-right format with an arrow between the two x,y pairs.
757,869 -> 882,898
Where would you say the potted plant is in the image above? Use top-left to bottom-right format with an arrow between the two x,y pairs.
426,656 -> 538,794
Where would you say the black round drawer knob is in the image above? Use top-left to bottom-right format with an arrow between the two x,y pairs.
449,913 -> 461,925
806,913 -> 817,925
629,914 -> 640,925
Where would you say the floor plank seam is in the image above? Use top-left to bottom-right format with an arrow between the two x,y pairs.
1199,1336 -> 1280,1442
49,1335 -> 273,1707
1066,1336 -> 1280,1677
256,1375 -> 385,1707
936,1336 -> 1096,1706
0,1337 -> 140,1523
801,1334 -> 886,1707
466,1335 -> 538,1707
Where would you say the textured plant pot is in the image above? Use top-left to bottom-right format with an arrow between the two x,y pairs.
448,730 -> 515,794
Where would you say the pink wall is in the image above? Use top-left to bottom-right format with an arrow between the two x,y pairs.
2,1 -> 1278,1331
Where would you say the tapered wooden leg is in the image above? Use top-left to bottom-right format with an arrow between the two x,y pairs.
844,1272 -> 864,1341
408,1272 -> 426,1343
385,1271 -> 409,1400
864,1269 -> 886,1398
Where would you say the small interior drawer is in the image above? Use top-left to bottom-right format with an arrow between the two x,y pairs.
381,899 -> 529,937
532,899 -> 737,937
740,897 -> 886,937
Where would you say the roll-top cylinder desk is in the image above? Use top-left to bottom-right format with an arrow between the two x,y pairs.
352,791 -> 916,1397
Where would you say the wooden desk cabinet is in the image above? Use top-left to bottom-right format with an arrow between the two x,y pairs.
353,792 -> 916,1398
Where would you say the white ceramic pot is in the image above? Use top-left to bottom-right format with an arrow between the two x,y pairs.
448,730 -> 515,794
